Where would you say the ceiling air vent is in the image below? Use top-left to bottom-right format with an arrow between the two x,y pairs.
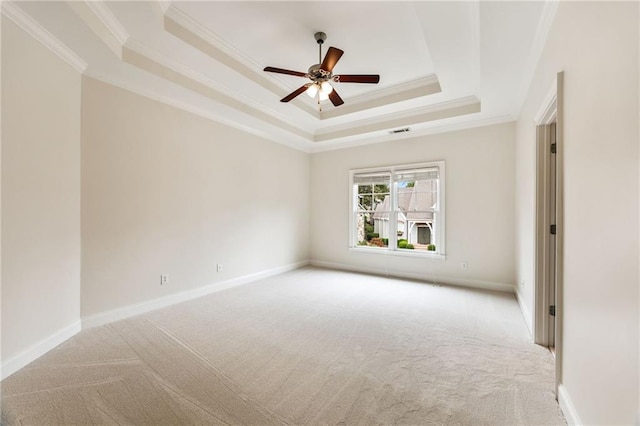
389,127 -> 411,135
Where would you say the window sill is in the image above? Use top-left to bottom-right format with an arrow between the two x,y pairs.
349,246 -> 446,261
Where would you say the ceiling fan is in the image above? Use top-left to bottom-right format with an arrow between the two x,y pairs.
263,32 -> 380,108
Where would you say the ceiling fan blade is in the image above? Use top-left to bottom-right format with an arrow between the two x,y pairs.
264,66 -> 307,77
334,74 -> 380,84
320,47 -> 344,73
280,85 -> 309,102
328,89 -> 344,107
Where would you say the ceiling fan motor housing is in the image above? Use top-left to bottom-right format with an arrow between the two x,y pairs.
307,64 -> 331,82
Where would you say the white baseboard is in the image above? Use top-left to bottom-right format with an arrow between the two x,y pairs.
1,320 -> 82,380
82,260 -> 309,329
310,260 -> 515,293
558,384 -> 582,425
515,288 -> 533,338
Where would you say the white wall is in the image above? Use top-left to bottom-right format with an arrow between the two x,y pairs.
1,17 -> 81,369
81,77 -> 310,319
310,123 -> 516,291
515,2 -> 639,424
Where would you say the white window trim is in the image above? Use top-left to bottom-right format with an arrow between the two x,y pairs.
349,161 -> 446,258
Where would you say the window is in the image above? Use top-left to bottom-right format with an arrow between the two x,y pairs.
350,161 -> 445,256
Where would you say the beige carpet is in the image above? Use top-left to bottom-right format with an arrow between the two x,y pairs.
2,267 -> 566,425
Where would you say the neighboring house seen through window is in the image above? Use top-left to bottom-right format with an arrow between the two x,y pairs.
350,162 -> 445,256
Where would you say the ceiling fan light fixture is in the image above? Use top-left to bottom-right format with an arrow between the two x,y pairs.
320,81 -> 333,95
318,90 -> 330,101
306,84 -> 319,98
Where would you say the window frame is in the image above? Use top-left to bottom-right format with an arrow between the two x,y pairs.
349,161 -> 446,259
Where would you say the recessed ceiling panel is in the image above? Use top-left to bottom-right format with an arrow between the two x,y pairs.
3,0 -> 559,152
175,1 -> 435,99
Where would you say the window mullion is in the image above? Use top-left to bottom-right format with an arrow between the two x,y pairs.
389,178 -> 398,251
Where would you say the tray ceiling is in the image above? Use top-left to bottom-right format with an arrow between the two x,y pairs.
2,1 -> 558,152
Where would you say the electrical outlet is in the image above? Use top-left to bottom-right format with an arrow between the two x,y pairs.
461,261 -> 468,270
160,275 -> 169,285
216,264 -> 223,272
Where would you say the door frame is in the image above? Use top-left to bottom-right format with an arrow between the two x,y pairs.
534,72 -> 564,393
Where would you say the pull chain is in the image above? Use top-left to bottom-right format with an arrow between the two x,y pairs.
317,36 -> 324,111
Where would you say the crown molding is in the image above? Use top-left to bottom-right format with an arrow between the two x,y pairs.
156,1 -> 172,15
163,5 -> 322,119
124,39 -> 250,105
320,75 -> 441,120
66,1 -> 125,60
84,72 -> 314,153
309,114 -> 514,153
315,96 -> 481,142
122,40 -> 312,141
163,5 -> 444,122
84,1 -> 129,45
164,5 -> 262,75
333,74 -> 439,108
1,1 -> 87,73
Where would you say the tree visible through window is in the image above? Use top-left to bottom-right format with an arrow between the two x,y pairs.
350,162 -> 445,255
353,173 -> 391,248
